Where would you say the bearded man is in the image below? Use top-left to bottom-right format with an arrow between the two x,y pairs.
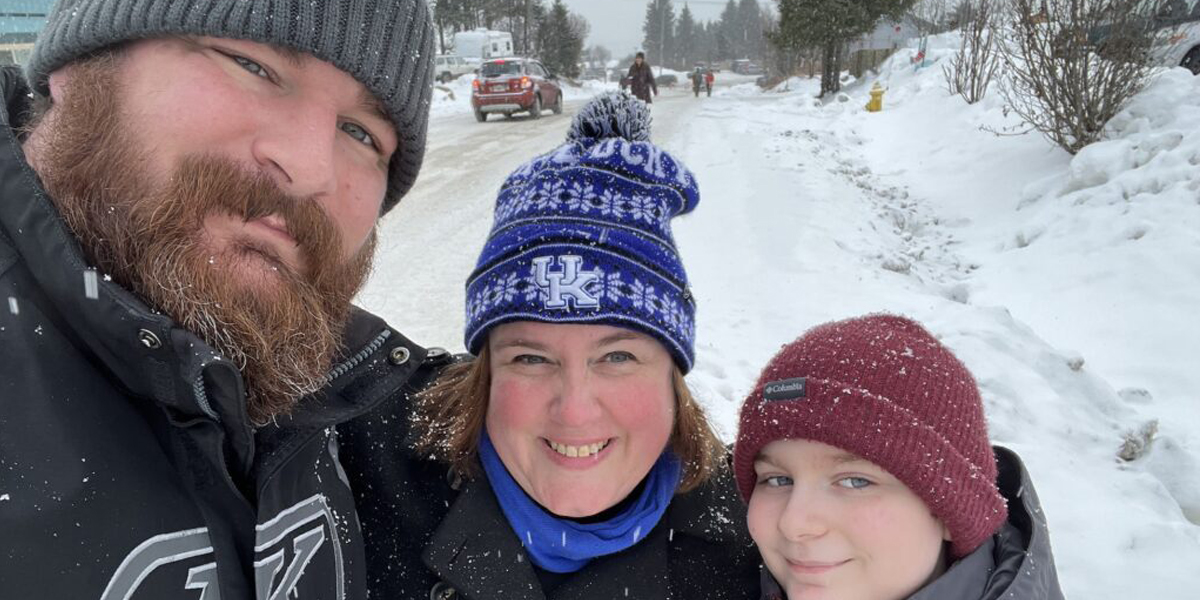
0,1 -> 444,598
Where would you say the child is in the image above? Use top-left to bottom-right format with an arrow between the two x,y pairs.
733,315 -> 1065,600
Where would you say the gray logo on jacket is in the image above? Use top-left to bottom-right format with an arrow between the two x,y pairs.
100,494 -> 343,600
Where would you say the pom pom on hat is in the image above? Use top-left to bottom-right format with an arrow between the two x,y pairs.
567,91 -> 652,143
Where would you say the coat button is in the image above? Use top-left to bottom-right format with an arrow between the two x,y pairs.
138,329 -> 162,349
429,582 -> 457,600
389,346 -> 411,366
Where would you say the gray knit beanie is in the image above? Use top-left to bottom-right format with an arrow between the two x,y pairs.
26,0 -> 435,213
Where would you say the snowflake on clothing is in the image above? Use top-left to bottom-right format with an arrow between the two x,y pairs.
627,194 -> 663,225
596,188 -> 626,219
629,279 -> 658,312
482,279 -> 506,312
523,272 -> 548,303
590,269 -> 622,304
657,295 -> 680,330
534,179 -> 566,211
498,272 -> 534,304
562,180 -> 595,212
467,288 -> 490,321
495,192 -> 523,223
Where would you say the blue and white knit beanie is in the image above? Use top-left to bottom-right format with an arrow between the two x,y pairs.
465,91 -> 699,371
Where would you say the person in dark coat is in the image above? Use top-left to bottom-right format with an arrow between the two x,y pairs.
338,92 -> 761,600
734,315 -> 1066,600
626,51 -> 659,104
0,1 -> 438,598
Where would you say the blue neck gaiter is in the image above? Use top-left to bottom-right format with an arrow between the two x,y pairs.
478,431 -> 682,574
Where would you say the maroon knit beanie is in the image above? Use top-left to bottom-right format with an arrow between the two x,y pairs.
733,314 -> 1007,558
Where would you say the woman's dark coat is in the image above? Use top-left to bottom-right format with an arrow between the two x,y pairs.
338,387 -> 761,600
625,61 -> 659,104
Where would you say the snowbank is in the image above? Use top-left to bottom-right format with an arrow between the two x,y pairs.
672,39 -> 1200,598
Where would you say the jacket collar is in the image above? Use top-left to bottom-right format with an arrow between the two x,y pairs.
424,475 -> 672,600
985,446 -> 1065,600
0,67 -> 188,409
0,66 -> 412,448
424,465 -> 750,600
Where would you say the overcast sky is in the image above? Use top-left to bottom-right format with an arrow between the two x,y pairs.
559,0 -> 739,59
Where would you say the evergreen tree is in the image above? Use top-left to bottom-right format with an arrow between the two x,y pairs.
772,0 -> 916,96
540,0 -> 585,77
737,0 -> 767,61
675,4 -> 698,68
642,0 -> 676,70
718,0 -> 741,59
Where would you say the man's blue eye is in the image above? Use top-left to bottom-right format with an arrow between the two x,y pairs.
232,55 -> 269,79
837,477 -> 873,490
340,122 -> 377,149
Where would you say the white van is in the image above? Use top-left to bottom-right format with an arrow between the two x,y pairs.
452,29 -> 515,61
433,54 -> 474,83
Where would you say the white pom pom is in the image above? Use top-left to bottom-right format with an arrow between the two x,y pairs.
567,91 -> 652,143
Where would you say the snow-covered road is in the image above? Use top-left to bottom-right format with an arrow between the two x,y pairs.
359,61 -> 1200,598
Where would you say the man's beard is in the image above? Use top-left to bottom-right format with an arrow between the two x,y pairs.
29,53 -> 376,425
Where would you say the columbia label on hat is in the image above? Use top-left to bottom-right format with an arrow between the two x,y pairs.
763,377 -> 807,401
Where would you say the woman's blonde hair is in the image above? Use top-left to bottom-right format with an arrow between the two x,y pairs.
410,345 -> 726,493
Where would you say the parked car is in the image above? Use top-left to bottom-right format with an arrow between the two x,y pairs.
731,59 -> 764,75
1161,2 -> 1200,73
581,66 -> 610,81
1089,0 -> 1200,74
433,54 -> 474,83
655,73 -> 678,87
471,57 -> 564,122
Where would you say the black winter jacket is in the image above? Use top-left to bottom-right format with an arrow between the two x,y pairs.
0,66 -> 440,600
759,446 -> 1066,600
625,62 -> 658,104
338,383 -> 762,600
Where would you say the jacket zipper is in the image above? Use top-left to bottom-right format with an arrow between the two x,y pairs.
189,329 -> 393,422
322,329 -> 392,385
193,373 -> 220,421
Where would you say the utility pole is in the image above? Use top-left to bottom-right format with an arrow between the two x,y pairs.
659,0 -> 666,75
524,0 -> 530,55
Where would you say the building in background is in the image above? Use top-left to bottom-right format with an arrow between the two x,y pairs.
1,0 -> 50,67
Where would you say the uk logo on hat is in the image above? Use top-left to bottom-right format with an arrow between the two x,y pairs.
532,255 -> 602,310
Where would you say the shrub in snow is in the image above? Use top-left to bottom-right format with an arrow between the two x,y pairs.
1064,351 -> 1085,371
1117,419 -> 1158,461
943,0 -> 1001,104
995,0 -> 1176,154
1117,387 -> 1154,404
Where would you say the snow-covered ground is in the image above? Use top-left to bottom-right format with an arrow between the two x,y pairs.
364,41 -> 1200,598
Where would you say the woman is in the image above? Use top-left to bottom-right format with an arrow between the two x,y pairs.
626,51 -> 658,103
338,92 -> 760,600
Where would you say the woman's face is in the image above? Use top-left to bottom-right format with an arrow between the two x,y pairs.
486,321 -> 676,517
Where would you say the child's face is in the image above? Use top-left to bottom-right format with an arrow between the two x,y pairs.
747,439 -> 950,600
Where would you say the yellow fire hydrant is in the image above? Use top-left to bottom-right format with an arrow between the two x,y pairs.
866,82 -> 885,112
